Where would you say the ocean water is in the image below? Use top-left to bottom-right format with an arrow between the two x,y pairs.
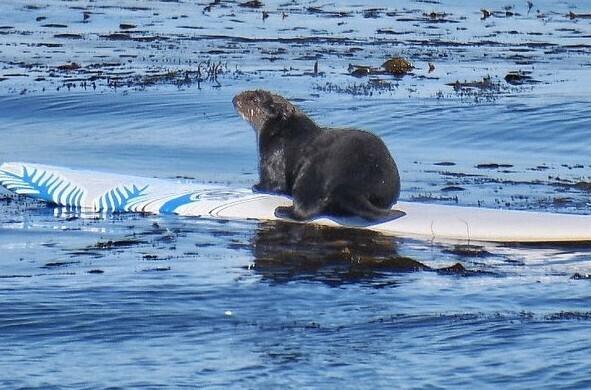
1,0 -> 591,388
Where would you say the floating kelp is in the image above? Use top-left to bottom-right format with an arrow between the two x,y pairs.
349,56 -> 414,77
504,71 -> 538,85
239,0 -> 264,9
446,76 -> 497,91
568,11 -> 591,19
382,57 -> 414,75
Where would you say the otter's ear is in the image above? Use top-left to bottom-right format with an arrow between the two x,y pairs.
268,101 -> 286,120
269,101 -> 296,121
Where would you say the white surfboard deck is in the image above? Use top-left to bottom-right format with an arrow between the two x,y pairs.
1,162 -> 590,243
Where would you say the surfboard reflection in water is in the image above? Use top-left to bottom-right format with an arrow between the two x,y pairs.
250,221 -> 477,285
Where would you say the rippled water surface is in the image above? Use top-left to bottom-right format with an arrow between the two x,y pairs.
1,0 -> 591,388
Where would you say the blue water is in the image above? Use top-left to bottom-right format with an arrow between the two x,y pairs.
2,0 -> 591,388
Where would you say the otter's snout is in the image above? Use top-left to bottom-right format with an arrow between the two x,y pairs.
232,95 -> 242,111
232,92 -> 254,116
234,90 -> 282,133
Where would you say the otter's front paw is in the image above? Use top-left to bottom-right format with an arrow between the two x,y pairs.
252,183 -> 263,193
274,206 -> 297,220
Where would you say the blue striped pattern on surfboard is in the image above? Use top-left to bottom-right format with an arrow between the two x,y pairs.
93,184 -> 150,212
0,162 -> 243,214
0,165 -> 85,207
0,163 -> 154,212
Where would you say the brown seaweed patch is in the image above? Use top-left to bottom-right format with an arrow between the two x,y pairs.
349,56 -> 414,77
505,71 -> 538,85
349,64 -> 373,77
434,162 -> 456,166
240,0 -> 264,8
4,73 -> 29,77
100,32 -> 169,42
57,62 -> 81,71
315,79 -> 398,96
0,195 -> 14,203
376,28 -> 408,35
410,193 -> 459,203
67,250 -> 104,258
573,182 -> 591,192
306,7 -> 352,18
202,0 -> 222,13
545,311 -> 591,320
92,4 -> 150,11
0,274 -> 33,279
441,186 -> 465,192
550,197 -> 574,206
133,63 -> 229,88
177,25 -> 206,30
568,11 -> 591,19
86,62 -> 123,69
481,7 -> 519,20
447,76 -> 498,91
382,57 -> 414,75
439,171 -> 482,178
352,256 -> 430,272
436,262 -> 493,276
476,163 -> 514,169
38,57 -> 234,91
91,238 -> 148,250
529,165 -> 550,171
363,8 -> 385,19
142,266 -> 171,272
54,33 -> 83,39
422,11 -> 461,24
101,33 -> 131,40
41,23 -> 68,28
552,180 -> 591,193
442,245 -> 494,258
42,260 -> 80,269
36,42 -> 63,48
442,75 -> 518,102
119,23 -> 137,30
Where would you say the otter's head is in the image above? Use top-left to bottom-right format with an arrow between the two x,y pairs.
233,90 -> 301,134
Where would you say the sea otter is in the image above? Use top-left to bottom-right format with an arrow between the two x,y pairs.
232,89 -> 401,222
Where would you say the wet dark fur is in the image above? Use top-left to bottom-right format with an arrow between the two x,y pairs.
233,90 -> 401,221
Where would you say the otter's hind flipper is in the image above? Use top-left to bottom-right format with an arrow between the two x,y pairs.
337,191 -> 404,222
275,202 -> 405,223
274,205 -> 323,221
382,209 -> 407,222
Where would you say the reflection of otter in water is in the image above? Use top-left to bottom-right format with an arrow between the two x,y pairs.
249,222 -> 483,285
251,221 -> 428,285
233,89 -> 402,222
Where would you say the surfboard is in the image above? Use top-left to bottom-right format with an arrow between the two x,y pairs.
1,161 -> 590,243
